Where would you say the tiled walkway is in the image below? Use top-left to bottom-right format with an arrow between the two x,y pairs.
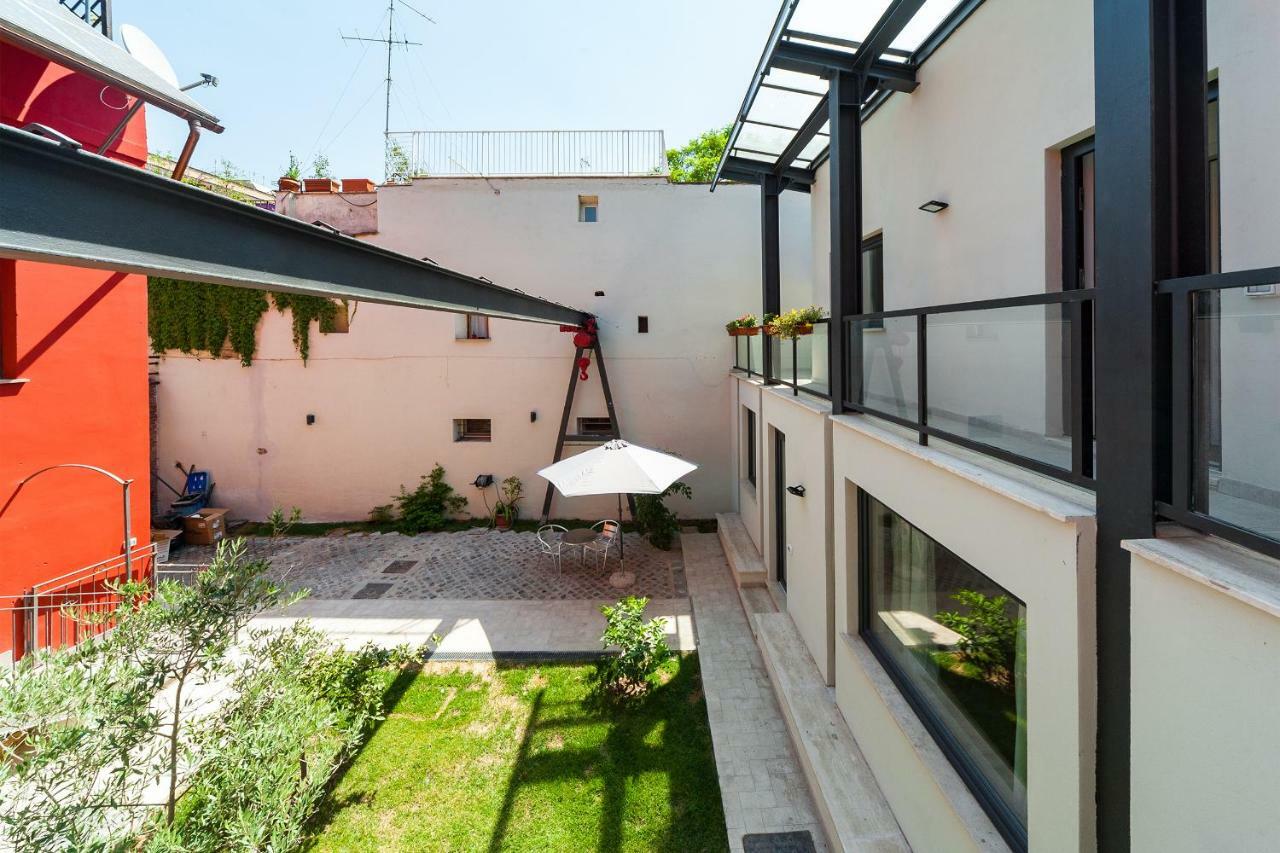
682,532 -> 829,852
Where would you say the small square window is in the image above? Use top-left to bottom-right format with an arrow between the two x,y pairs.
577,416 -> 614,437
637,315 -> 649,333
454,418 -> 492,442
463,313 -> 490,339
578,195 -> 599,223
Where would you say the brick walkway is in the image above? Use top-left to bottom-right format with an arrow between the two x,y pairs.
681,533 -> 828,852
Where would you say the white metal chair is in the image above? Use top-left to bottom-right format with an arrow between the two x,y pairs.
584,519 -> 620,571
537,524 -> 568,574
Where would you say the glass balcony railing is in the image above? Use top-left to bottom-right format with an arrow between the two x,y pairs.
1157,266 -> 1280,556
845,291 -> 1095,487
768,319 -> 831,399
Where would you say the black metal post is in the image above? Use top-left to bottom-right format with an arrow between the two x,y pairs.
917,314 -> 928,446
828,71 -> 864,413
592,336 -> 637,520
761,175 -> 782,384
540,346 -> 584,522
1093,1 -> 1207,850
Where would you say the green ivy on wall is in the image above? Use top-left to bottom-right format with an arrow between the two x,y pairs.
148,277 -> 342,365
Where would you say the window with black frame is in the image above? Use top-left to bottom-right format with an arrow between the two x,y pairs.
859,491 -> 1028,848
744,407 -> 757,488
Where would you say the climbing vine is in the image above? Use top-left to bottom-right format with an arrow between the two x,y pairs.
148,278 -> 343,365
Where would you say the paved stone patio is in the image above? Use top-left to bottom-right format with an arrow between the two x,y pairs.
174,528 -> 680,600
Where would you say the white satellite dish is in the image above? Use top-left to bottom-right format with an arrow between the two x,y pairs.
120,24 -> 180,89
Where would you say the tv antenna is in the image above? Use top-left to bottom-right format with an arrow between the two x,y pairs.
341,0 -> 434,181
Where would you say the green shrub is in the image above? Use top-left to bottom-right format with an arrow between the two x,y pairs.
634,481 -> 693,550
393,464 -> 468,533
593,596 -> 672,700
157,625 -> 423,851
935,589 -> 1023,686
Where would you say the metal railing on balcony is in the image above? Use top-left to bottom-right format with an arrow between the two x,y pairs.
732,320 -> 833,401
0,543 -> 159,667
1155,265 -> 1280,561
387,130 -> 668,178
844,290 -> 1096,488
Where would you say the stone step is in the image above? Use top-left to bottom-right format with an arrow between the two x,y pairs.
716,511 -> 768,588
755,612 -> 909,853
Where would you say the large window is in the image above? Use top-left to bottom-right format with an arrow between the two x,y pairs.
859,492 -> 1028,849
861,234 -> 884,315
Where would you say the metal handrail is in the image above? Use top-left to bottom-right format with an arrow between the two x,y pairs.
387,130 -> 668,177
843,291 -> 1096,489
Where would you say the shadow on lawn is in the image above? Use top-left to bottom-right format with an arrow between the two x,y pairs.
486,656 -> 727,853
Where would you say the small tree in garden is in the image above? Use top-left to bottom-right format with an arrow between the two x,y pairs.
634,481 -> 693,550
0,540 -> 293,849
593,596 -> 672,700
393,464 -> 468,533
666,125 -> 731,183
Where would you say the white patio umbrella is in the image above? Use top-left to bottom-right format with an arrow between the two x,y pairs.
537,439 -> 697,587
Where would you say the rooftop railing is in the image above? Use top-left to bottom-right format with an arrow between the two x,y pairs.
387,130 -> 668,177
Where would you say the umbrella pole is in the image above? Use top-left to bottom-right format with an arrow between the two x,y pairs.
618,492 -> 625,562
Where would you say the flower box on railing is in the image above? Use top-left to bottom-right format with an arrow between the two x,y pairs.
728,326 -> 761,337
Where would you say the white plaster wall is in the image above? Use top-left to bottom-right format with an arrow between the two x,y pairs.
761,388 -> 834,683
809,0 -> 1095,437
1129,545 -> 1280,852
830,416 -> 1096,852
155,177 -> 810,522
735,376 -> 764,553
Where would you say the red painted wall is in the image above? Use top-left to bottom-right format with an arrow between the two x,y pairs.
0,42 -> 152,656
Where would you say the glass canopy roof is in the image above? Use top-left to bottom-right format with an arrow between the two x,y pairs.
716,0 -> 978,184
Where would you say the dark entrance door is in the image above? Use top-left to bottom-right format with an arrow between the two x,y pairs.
773,429 -> 786,589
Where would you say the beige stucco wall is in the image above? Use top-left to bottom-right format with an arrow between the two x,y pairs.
829,415 -> 1096,852
760,387 -> 834,684
735,377 -> 764,553
155,177 -> 810,522
1128,539 -> 1280,852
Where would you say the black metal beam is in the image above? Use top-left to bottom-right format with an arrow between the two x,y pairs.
857,0 -> 928,71
774,95 -> 832,177
761,175 -> 782,384
828,71 -> 863,414
1093,1 -> 1207,851
721,156 -> 815,186
0,126 -> 587,326
771,42 -> 918,92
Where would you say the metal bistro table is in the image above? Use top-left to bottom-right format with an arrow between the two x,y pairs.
561,527 -> 600,568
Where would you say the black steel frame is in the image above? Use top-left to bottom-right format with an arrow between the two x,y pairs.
841,290 -> 1096,488
764,320 -> 832,400
0,126 -> 586,326
1155,266 -> 1280,563
855,488 -> 1029,851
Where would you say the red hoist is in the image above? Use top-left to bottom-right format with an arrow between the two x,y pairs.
541,317 -> 634,522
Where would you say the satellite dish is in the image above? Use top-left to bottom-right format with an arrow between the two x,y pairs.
120,24 -> 180,89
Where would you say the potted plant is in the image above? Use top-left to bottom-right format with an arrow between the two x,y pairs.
769,306 -> 827,339
725,314 -> 760,337
493,475 -> 523,530
761,312 -> 778,335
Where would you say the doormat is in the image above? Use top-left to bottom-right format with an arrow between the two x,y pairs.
742,830 -> 817,853
353,583 -> 393,599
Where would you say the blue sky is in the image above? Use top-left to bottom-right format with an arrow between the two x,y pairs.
115,0 -> 782,183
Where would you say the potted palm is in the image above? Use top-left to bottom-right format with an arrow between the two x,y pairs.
725,314 -> 760,337
493,475 -> 523,530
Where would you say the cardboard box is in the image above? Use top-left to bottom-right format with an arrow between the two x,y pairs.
182,508 -> 229,546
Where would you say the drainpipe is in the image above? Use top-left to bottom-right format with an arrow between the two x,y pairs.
171,120 -> 202,181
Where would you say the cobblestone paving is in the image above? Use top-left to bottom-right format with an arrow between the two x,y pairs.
173,529 -> 678,600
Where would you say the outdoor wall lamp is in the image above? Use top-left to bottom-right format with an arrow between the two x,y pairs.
786,484 -> 806,497
919,199 -> 950,213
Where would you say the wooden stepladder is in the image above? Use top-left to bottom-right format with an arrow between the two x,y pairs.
540,323 -> 637,523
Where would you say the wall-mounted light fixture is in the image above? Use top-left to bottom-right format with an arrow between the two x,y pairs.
786,484 -> 806,497
918,199 -> 949,214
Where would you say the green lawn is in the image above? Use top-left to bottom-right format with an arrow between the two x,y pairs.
304,656 -> 728,853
